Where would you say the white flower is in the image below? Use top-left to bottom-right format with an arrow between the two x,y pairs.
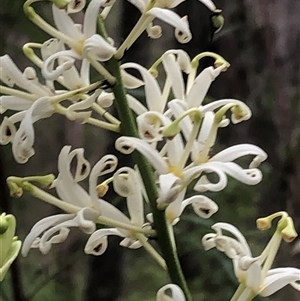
156,284 -> 186,301
115,134 -> 266,198
202,215 -> 300,300
40,0 -> 116,81
0,55 -> 52,114
22,145 -> 118,256
125,0 -> 191,43
84,167 -> 149,255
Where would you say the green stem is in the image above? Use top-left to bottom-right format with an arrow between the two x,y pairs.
98,17 -> 192,301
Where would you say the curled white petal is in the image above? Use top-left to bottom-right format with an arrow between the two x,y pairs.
67,0 -> 86,13
202,99 -> 252,123
146,23 -> 162,39
42,50 -> 79,80
115,137 -> 169,174
156,284 -> 186,301
137,112 -> 171,142
113,167 -> 144,226
121,63 -> 163,112
260,268 -> 300,296
89,154 -> 118,209
120,68 -> 145,89
0,55 -> 49,96
147,8 -> 191,43
41,38 -> 63,60
0,96 -> 33,113
162,53 -> 185,100
53,146 -> 91,207
22,213 -> 75,256
52,4 -> 83,40
68,148 -> 91,182
83,0 -> 116,38
83,34 -> 116,62
97,91 -> 114,108
12,97 -> 54,163
157,173 -> 181,205
202,233 -> 218,251
84,228 -> 123,255
0,116 -> 17,145
187,65 -> 225,108
211,222 -> 252,256
127,94 -> 148,115
210,144 -> 268,168
175,15 -> 191,43
66,90 -> 101,123
181,195 -> 218,218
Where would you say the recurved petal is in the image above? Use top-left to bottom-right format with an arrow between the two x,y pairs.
0,96 -> 33,113
185,164 -> 228,192
175,15 -> 191,43
52,4 -> 83,40
42,50 -> 78,80
146,23 -> 162,39
38,208 -> 97,255
83,0 -> 116,38
211,222 -> 252,256
68,148 -> 91,182
67,0 -> 86,13
147,8 -> 191,43
97,91 -> 114,108
210,161 -> 263,186
202,233 -> 217,250
0,116 -> 17,145
210,144 -> 268,168
66,90 -> 101,123
21,214 -> 75,256
89,163 -> 106,210
84,228 -> 122,255
162,53 -> 185,100
89,155 -> 118,210
156,284 -> 186,301
121,63 -> 163,112
83,34 -> 116,61
114,168 -> 144,226
120,237 -> 143,249
260,268 -> 300,296
181,195 -> 218,218
157,173 -> 181,205
0,55 -> 49,96
115,137 -> 169,174
53,146 -> 91,207
120,68 -> 145,89
41,38 -> 63,60
137,111 -> 171,142
186,65 -> 225,108
126,94 -> 148,115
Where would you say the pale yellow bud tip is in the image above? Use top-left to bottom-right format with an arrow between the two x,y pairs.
96,184 -> 109,197
281,217 -> 298,243
256,217 -> 271,231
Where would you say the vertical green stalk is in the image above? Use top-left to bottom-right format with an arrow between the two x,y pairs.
97,18 -> 192,301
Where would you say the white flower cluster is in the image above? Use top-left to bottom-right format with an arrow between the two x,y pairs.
1,0 -> 299,300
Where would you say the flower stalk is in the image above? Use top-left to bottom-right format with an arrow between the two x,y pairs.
98,16 -> 193,301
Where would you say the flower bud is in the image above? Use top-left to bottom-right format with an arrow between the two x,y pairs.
0,213 -> 22,282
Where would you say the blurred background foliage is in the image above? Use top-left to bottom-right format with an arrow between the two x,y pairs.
0,0 -> 299,301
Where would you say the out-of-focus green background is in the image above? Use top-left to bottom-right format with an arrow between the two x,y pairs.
0,1 -> 299,300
